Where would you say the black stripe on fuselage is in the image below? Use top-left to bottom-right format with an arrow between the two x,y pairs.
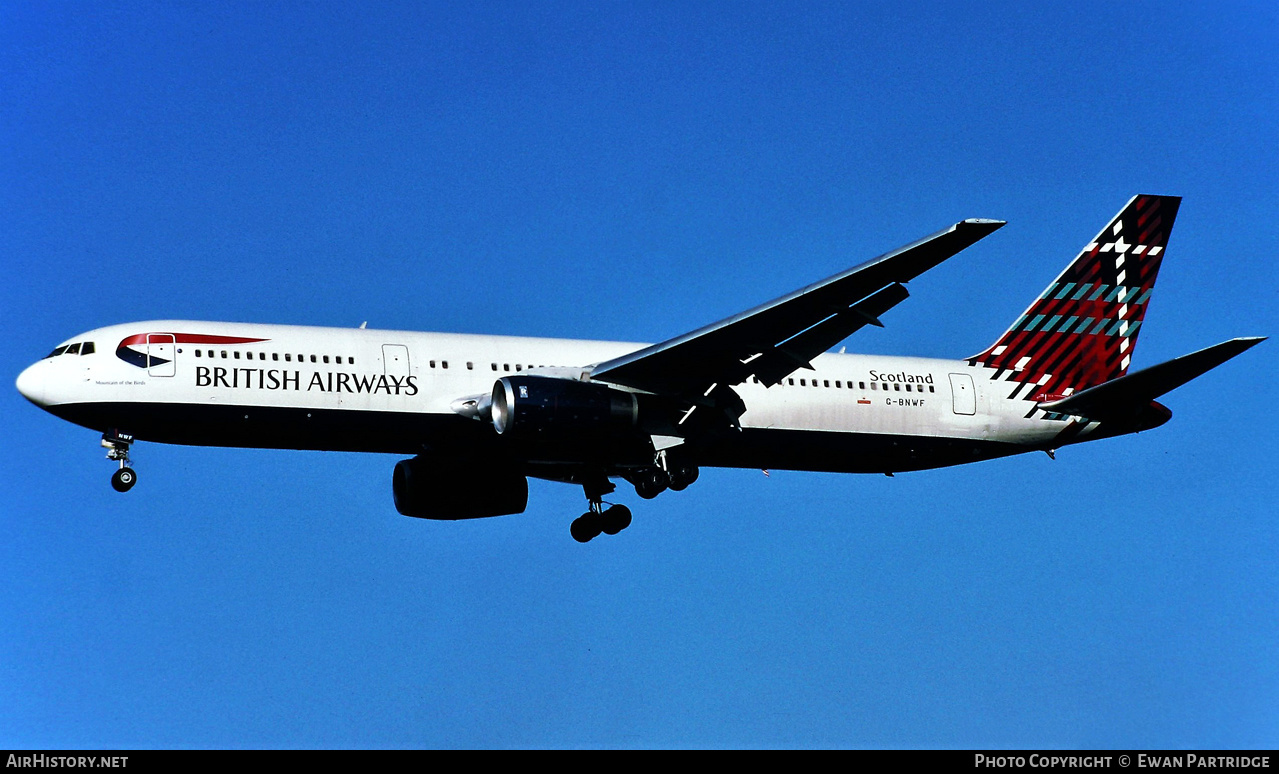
44,401 -> 1030,475
697,427 -> 1026,474
45,401 -> 485,456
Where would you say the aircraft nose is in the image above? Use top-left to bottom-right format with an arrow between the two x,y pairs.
16,362 -> 46,406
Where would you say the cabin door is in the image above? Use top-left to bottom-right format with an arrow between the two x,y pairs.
949,373 -> 975,415
147,333 -> 176,377
383,344 -> 410,378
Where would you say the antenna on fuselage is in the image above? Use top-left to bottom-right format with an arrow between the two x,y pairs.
359,321 -> 367,329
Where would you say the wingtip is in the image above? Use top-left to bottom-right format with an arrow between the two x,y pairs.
961,218 -> 1007,232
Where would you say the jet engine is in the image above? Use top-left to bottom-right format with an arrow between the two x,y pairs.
392,455 -> 528,520
490,375 -> 638,439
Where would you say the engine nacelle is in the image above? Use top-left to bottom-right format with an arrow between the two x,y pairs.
392,455 -> 528,520
491,375 -> 638,439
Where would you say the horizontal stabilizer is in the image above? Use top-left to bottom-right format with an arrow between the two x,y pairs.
1037,337 -> 1265,420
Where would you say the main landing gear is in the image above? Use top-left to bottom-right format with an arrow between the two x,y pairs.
632,453 -> 699,500
571,477 -> 632,543
102,430 -> 136,492
569,456 -> 702,543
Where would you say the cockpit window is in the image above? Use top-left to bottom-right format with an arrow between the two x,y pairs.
43,341 -> 96,359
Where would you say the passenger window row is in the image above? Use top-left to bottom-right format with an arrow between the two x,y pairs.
421,359 -> 554,372
768,376 -> 936,394
190,350 -> 559,374
192,350 -> 354,366
425,360 -> 562,373
490,363 -> 546,372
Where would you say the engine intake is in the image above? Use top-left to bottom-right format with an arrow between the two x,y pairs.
491,375 -> 638,438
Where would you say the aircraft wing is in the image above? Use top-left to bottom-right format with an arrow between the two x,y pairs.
589,218 -> 1006,400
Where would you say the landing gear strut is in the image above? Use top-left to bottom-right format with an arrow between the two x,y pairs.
571,477 -> 632,543
102,430 -> 136,492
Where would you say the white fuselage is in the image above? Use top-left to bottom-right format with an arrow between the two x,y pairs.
17,320 -> 1104,476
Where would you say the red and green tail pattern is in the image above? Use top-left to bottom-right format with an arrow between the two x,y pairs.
969,195 -> 1182,403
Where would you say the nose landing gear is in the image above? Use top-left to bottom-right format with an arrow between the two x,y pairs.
102,431 -> 136,492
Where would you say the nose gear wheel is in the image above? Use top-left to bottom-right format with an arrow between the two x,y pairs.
102,430 -> 136,492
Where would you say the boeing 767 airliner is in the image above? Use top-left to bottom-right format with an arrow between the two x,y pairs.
16,195 -> 1263,541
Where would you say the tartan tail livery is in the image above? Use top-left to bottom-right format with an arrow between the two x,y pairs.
970,194 -> 1181,404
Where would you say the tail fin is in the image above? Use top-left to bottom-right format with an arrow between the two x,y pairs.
970,195 -> 1182,402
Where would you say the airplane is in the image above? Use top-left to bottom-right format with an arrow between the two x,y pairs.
16,195 -> 1264,542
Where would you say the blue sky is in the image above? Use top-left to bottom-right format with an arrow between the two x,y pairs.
2,1 -> 1275,748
